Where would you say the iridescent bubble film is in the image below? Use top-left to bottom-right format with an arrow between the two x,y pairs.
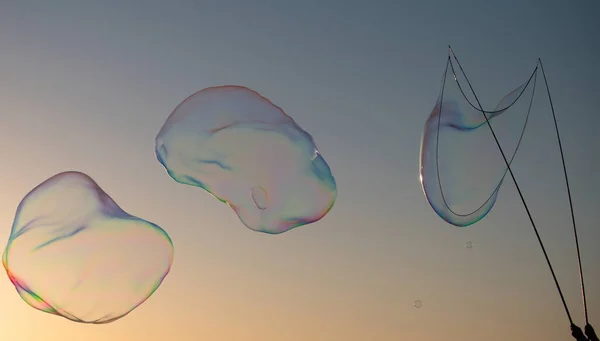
419,61 -> 537,227
156,85 -> 337,234
2,171 -> 174,324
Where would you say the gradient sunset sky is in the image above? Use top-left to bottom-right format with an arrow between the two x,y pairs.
0,1 -> 598,340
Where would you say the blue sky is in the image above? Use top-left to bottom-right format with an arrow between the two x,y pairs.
0,1 -> 598,340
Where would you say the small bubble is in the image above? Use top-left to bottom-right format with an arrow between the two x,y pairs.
414,300 -> 422,308
465,241 -> 473,249
251,186 -> 269,210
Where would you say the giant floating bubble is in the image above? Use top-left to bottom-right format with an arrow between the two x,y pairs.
419,61 -> 536,227
2,171 -> 174,324
155,85 -> 337,234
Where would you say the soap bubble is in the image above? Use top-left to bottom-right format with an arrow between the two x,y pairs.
414,300 -> 422,308
156,85 -> 337,234
465,241 -> 473,249
419,58 -> 536,227
250,186 -> 269,210
2,171 -> 174,324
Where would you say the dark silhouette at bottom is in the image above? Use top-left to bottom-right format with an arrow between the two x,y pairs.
585,324 -> 599,341
572,324 -> 599,341
572,324 -> 587,341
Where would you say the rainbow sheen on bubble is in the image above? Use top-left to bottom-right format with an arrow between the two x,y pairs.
419,60 -> 536,227
155,85 -> 336,234
2,171 -> 174,324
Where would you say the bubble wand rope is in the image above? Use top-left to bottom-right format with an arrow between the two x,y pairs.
447,46 -> 573,325
538,59 -> 588,325
434,55 -> 537,220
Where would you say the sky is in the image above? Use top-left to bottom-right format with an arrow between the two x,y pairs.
0,0 -> 598,340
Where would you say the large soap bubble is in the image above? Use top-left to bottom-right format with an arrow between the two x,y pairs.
156,85 -> 337,234
419,60 -> 536,227
2,171 -> 173,324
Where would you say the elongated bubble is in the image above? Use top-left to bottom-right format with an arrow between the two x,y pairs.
419,61 -> 536,226
156,85 -> 337,234
2,171 -> 174,324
